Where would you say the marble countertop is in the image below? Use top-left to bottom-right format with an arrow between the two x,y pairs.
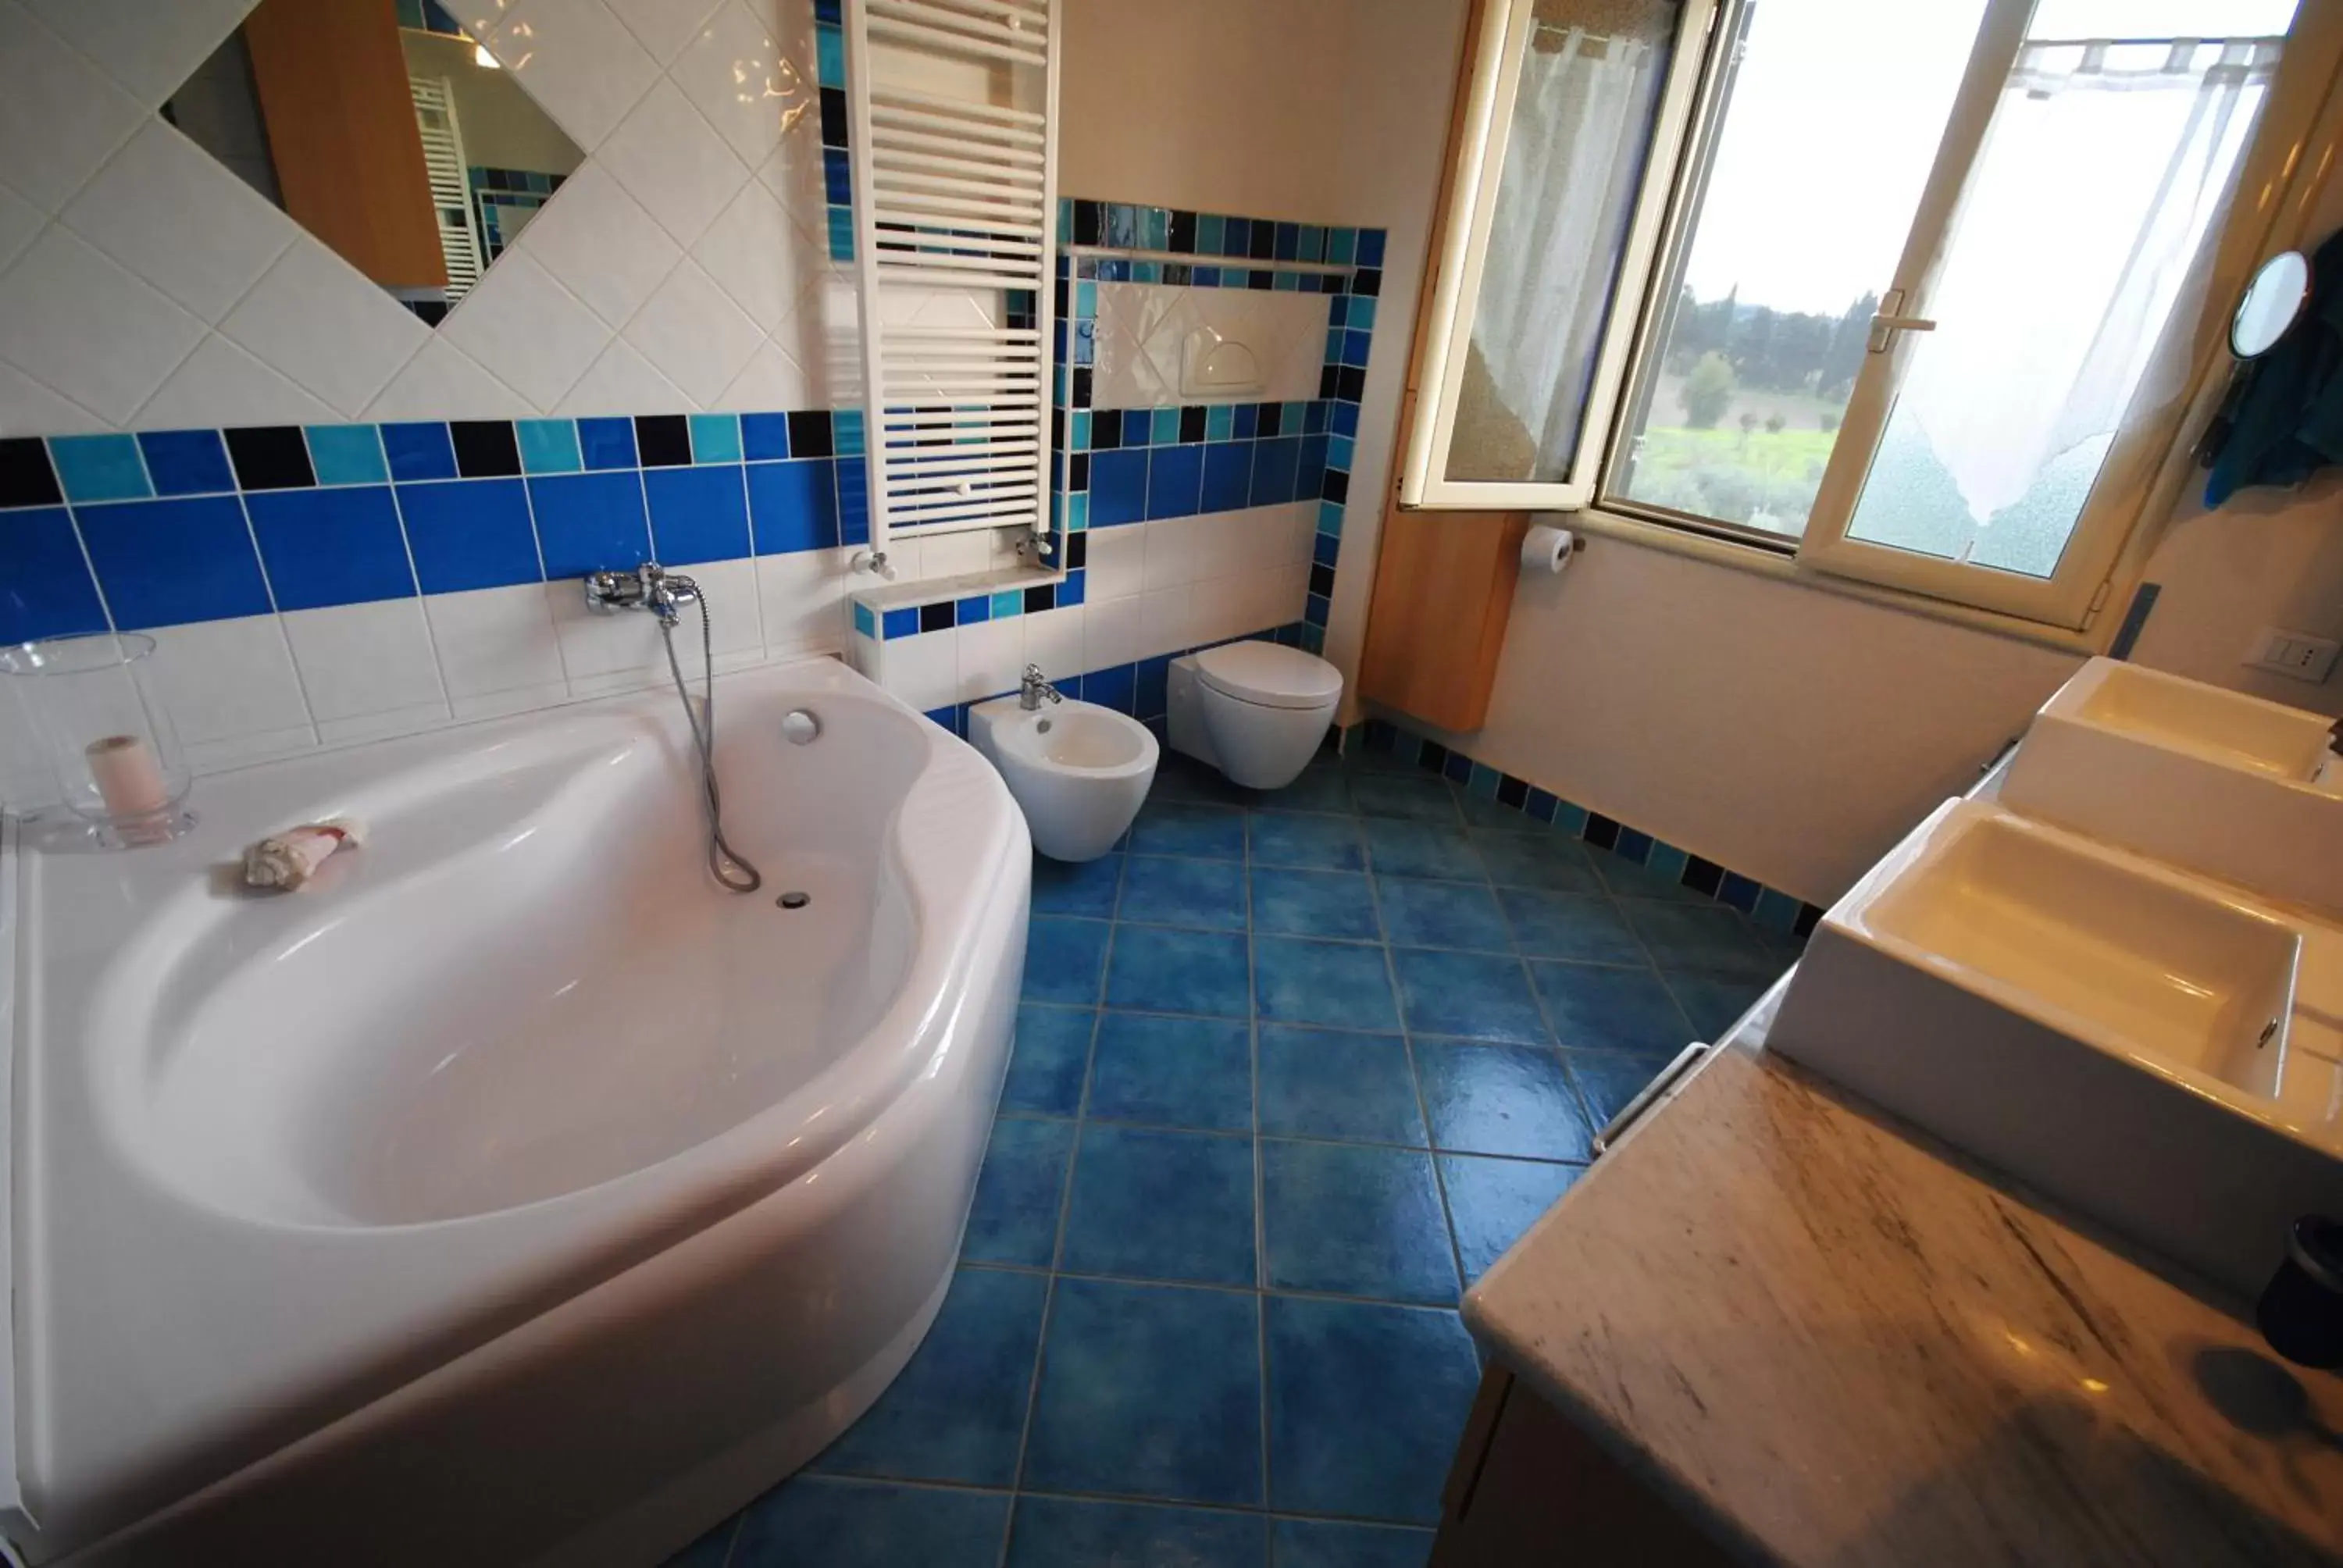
1467,982 -> 2343,1566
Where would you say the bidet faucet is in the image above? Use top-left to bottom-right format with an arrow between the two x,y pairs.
1019,664 -> 1064,711
584,562 -> 701,626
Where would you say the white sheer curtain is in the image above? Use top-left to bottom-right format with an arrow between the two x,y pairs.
1467,27 -> 1664,479
1848,34 -> 2279,574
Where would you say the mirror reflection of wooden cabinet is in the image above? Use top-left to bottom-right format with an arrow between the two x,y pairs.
241,0 -> 449,291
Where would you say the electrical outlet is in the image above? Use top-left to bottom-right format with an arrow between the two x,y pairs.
2245,626 -> 2341,682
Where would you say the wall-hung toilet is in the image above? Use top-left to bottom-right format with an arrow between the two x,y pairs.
1168,641 -> 1343,789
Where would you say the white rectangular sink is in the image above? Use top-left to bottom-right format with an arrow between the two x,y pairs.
2001,657 -> 2343,918
1771,799 -> 2343,1298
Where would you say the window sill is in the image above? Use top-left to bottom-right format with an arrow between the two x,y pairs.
1555,504 -> 2112,657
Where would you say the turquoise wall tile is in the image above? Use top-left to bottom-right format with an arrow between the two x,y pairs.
1150,408 -> 1179,444
1205,405 -> 1234,441
516,419 -> 583,474
990,589 -> 1024,618
304,425 -> 389,486
48,434 -> 150,502
689,413 -> 742,464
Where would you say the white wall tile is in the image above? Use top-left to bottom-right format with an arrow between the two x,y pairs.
509,162 -> 682,330
0,226 -> 203,422
879,630 -> 956,713
669,0 -> 797,165
0,358 -> 103,437
605,0 -> 728,66
61,122 -> 298,324
543,579 -> 665,687
955,616 -> 1025,703
715,333 -> 811,412
484,0 -> 661,153
754,547 -> 852,651
1142,515 -> 1207,590
282,600 -> 450,725
555,337 -> 694,415
1139,585 -> 1193,661
915,530 -> 993,579
1190,576 -> 1254,647
219,243 -> 431,417
597,80 -> 753,248
440,250 -> 612,411
144,615 -> 314,749
0,2 -> 147,212
691,180 -> 819,331
0,181 -> 47,277
1022,604 -> 1085,685
136,333 -> 336,429
365,337 -> 533,422
424,584 -> 567,700
622,258 -> 760,404
1086,525 -> 1145,602
681,557 -> 765,659
1084,594 -> 1149,672
18,0 -> 250,106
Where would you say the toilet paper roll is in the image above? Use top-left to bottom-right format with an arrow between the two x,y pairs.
1521,522 -> 1576,575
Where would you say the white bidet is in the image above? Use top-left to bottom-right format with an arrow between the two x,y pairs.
970,695 -> 1159,861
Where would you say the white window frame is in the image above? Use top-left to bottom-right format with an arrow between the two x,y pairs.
1407,0 -> 2342,636
1401,0 -> 1720,512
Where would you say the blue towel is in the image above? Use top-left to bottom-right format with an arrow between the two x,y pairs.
2205,226 -> 2343,507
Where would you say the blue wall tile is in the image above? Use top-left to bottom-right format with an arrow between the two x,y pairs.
244,486 -> 415,610
1250,437 -> 1300,506
1146,443 -> 1202,519
836,457 -> 870,546
576,417 -> 637,471
0,507 -> 109,643
380,422 -> 458,482
49,434 -> 151,503
644,464 -> 751,564
740,412 -> 793,461
516,419 -> 583,475
748,458 -> 840,553
304,426 -> 390,487
137,429 -> 234,497
528,471 -> 651,579
1091,448 -> 1148,526
77,496 -> 273,628
397,479 -> 541,593
1200,441 -> 1252,513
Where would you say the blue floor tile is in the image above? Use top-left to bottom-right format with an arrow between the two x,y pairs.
1253,764 -> 1353,815
1361,819 -> 1483,882
1025,917 -> 1111,1006
1470,832 -> 1603,894
1254,936 -> 1400,1032
1621,901 -> 1778,979
662,1517 -> 739,1568
1086,1010 -> 1253,1131
811,1266 -> 1047,1485
1246,809 -> 1365,871
1004,1005 -> 1093,1117
964,1116 -> 1075,1267
1375,876 -> 1511,953
1495,888 -> 1643,965
1060,1124 -> 1256,1285
1256,1025 -> 1425,1146
1439,1155 -> 1582,1281
1006,1495 -> 1266,1568
1107,925 -> 1252,1017
1668,973 -> 1769,1041
1118,854 -> 1248,930
1251,867 -> 1382,941
1264,1295 -> 1479,1523
1412,1039 -> 1592,1160
1261,1139 -> 1457,1305
1129,801 -> 1247,859
1347,772 -> 1460,822
1390,949 -> 1547,1044
1031,851 -> 1123,918
731,1477 -> 1009,1567
1271,1516 -> 1435,1567
1561,1048 -> 1671,1127
1023,1278 -> 1263,1506
1528,961 -> 1691,1056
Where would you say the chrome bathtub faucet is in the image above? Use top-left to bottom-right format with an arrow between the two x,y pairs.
1020,664 -> 1064,711
584,562 -> 701,627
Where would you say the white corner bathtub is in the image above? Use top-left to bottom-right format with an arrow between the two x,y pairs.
0,656 -> 1030,1565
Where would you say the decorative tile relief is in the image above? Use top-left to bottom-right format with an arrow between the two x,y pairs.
1091,284 -> 1329,409
0,0 -> 860,435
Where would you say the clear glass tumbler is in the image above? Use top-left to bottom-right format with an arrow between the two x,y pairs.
0,633 -> 194,846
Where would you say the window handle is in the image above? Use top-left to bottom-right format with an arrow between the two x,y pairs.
1867,287 -> 1937,352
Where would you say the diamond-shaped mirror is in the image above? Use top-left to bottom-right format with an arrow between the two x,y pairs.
163,0 -> 583,326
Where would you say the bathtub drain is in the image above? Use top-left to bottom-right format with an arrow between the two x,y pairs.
777,890 -> 811,910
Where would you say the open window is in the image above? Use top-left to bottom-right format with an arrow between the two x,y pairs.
1407,0 -> 2321,632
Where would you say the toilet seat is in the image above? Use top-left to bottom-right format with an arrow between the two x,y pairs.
1193,642 -> 1341,711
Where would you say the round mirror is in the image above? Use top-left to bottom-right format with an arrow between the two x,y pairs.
2232,251 -> 2311,359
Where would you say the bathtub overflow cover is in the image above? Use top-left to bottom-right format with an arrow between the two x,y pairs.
781,709 -> 821,745
777,890 -> 811,909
